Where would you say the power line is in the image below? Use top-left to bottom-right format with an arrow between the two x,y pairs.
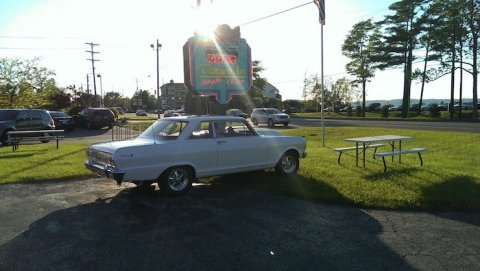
238,1 -> 312,27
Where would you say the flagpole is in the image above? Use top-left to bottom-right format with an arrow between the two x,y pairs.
321,22 -> 325,147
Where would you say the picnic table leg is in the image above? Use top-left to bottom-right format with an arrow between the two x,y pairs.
362,143 -> 366,168
381,156 -> 387,173
418,152 -> 423,166
391,141 -> 395,162
355,142 -> 359,167
399,140 -> 402,163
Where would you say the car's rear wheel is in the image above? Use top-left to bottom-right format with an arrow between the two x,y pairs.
283,123 -> 289,127
159,166 -> 193,196
275,152 -> 299,175
252,118 -> 258,126
268,119 -> 274,127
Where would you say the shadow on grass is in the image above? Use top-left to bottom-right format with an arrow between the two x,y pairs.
0,149 -> 49,159
420,175 -> 480,215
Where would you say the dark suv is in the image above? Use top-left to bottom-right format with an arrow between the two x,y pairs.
0,109 -> 55,146
74,108 -> 115,129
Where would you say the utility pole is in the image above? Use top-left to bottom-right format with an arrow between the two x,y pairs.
86,42 -> 100,107
86,74 -> 91,107
150,40 -> 162,119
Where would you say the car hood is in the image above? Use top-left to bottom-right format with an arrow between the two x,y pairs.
0,120 -> 14,128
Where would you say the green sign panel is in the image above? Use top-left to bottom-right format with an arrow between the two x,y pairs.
184,25 -> 252,104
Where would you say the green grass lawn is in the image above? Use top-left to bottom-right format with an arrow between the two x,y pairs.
0,127 -> 478,211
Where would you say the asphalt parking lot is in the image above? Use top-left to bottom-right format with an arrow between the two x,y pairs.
0,178 -> 479,271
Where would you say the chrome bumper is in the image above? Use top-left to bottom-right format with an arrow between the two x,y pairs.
84,160 -> 125,183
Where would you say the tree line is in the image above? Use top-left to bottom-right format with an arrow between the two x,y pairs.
342,0 -> 478,119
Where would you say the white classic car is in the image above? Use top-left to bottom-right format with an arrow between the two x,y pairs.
84,116 -> 307,196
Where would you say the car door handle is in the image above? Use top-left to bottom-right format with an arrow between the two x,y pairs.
217,140 -> 226,144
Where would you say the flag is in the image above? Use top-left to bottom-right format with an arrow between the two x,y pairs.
314,0 -> 325,25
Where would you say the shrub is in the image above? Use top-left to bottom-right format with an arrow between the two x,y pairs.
429,104 -> 441,117
346,106 -> 353,116
381,105 -> 390,118
355,106 -> 363,117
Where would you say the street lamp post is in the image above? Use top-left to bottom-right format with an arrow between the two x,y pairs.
97,74 -> 103,107
150,40 -> 162,119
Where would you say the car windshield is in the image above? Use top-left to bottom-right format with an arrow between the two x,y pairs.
266,108 -> 281,114
0,110 -> 18,121
139,119 -> 188,140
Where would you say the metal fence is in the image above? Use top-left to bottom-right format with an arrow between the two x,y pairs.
111,121 -> 151,141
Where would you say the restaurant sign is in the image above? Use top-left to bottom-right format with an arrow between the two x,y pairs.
183,25 -> 252,104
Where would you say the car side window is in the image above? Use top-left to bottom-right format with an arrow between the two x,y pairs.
189,121 -> 213,139
16,111 -> 29,122
30,111 -> 42,121
216,121 -> 254,137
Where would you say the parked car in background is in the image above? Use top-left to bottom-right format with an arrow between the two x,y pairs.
454,102 -> 473,110
389,105 -> 402,111
251,108 -> 290,127
226,109 -> 247,119
437,103 -> 449,111
74,108 -> 115,129
48,111 -> 75,132
0,109 -> 55,146
164,110 -> 180,118
135,109 -> 147,116
84,116 -> 307,195
421,103 -> 438,111
113,107 -> 124,115
283,107 -> 300,114
366,103 -> 381,112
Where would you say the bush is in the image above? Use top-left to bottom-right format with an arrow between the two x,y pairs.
381,105 -> 390,118
346,106 -> 353,116
355,106 -> 363,117
429,105 -> 441,117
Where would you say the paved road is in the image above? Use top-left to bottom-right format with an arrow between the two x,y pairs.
0,179 -> 478,271
290,118 -> 480,132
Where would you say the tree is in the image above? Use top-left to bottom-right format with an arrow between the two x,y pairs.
377,0 -> 431,118
0,57 -> 55,106
463,0 -> 479,119
103,92 -> 122,108
342,19 -> 382,117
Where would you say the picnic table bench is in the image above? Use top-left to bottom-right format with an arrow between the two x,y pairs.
333,144 -> 385,164
374,147 -> 426,172
7,130 -> 65,152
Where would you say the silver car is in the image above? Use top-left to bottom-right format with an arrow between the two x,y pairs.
250,108 -> 290,127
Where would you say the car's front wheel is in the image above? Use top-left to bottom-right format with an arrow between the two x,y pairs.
268,119 -> 274,127
275,152 -> 299,175
159,166 -> 193,196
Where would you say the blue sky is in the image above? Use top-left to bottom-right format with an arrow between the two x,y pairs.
0,0 -> 469,103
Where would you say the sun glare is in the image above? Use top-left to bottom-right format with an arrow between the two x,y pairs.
194,3 -> 218,39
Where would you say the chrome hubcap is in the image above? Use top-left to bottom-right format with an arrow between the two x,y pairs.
168,168 -> 189,192
282,156 -> 297,173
